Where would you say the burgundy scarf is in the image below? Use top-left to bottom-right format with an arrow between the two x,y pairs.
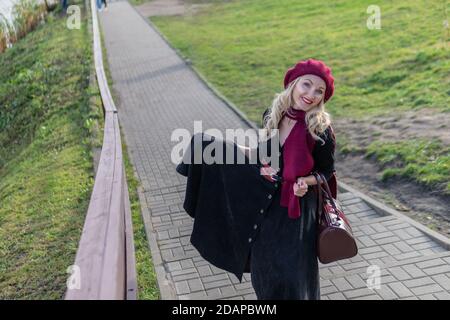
280,107 -> 316,219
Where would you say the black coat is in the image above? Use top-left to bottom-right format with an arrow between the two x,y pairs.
175,110 -> 336,283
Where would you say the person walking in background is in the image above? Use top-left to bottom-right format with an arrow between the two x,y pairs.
61,0 -> 68,12
98,0 -> 107,11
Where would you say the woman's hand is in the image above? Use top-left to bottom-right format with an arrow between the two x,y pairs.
293,177 -> 308,197
260,159 -> 279,182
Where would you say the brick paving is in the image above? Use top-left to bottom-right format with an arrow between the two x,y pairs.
99,0 -> 450,300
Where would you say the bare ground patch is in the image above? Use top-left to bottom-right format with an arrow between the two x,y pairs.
336,151 -> 450,235
334,108 -> 450,237
334,108 -> 450,147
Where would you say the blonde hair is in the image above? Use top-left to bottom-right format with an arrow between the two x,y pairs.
263,76 -> 332,146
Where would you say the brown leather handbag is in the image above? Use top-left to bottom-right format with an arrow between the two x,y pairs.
313,172 -> 358,264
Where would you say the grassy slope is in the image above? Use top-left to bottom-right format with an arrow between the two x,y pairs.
0,1 -> 161,300
0,3 -> 100,298
150,0 -> 450,194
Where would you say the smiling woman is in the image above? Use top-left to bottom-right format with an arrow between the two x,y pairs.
176,58 -> 338,300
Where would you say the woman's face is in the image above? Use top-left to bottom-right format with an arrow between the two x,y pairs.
292,74 -> 326,111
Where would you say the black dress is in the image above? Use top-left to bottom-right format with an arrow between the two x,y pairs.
176,109 -> 336,300
249,139 -> 320,300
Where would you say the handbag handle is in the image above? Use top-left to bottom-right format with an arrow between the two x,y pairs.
313,172 -> 340,214
313,172 -> 340,225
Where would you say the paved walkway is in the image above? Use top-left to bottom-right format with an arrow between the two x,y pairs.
99,0 -> 450,300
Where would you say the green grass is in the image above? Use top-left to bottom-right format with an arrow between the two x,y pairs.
149,0 -> 450,196
123,141 -> 160,299
0,0 -> 160,299
336,133 -> 365,155
366,139 -> 450,194
150,0 -> 449,121
128,0 -> 153,5
0,0 -> 101,299
335,132 -> 450,194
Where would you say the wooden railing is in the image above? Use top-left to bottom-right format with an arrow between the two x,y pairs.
65,0 -> 137,300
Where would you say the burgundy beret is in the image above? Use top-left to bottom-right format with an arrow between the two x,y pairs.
283,58 -> 335,103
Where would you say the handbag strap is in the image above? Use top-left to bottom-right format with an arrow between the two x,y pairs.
313,172 -> 324,224
319,172 -> 340,215
313,172 -> 340,225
